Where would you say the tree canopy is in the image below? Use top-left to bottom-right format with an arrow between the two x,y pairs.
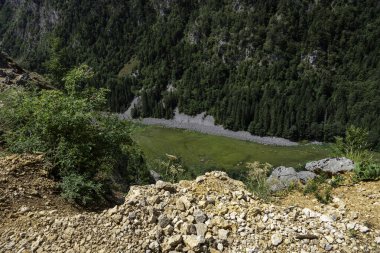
1,0 -> 379,148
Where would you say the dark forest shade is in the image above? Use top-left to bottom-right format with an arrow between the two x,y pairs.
0,0 -> 379,147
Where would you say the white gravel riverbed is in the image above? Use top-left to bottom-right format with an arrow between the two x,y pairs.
120,107 -> 298,146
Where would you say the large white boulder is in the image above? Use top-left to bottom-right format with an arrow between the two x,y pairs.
305,157 -> 354,174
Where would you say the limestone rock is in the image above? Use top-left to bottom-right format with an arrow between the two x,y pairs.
156,180 -> 177,193
267,166 -> 298,191
163,235 -> 183,251
305,157 -> 354,174
297,171 -> 317,184
158,214 -> 171,228
19,206 -> 30,214
176,196 -> 191,211
183,235 -> 204,249
271,233 -> 283,246
195,223 -> 207,237
218,229 -> 229,240
193,210 -> 207,224
149,170 -> 162,182
320,215 -> 333,223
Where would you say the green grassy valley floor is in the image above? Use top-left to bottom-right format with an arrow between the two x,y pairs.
133,125 -> 333,169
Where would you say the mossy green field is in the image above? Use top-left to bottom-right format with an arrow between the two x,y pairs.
133,125 -> 334,169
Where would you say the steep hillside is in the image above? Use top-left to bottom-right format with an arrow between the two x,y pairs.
1,0 -> 379,146
0,154 -> 77,219
0,51 -> 50,91
0,155 -> 379,252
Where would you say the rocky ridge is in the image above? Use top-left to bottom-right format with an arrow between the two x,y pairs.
1,162 -> 379,253
267,157 -> 355,192
0,52 -> 51,91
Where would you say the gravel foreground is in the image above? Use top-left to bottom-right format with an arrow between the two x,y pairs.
120,108 -> 298,146
1,170 -> 379,253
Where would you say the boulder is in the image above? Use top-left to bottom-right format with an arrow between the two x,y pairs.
267,166 -> 299,191
305,157 -> 354,174
150,170 -> 162,182
267,167 -> 317,191
297,171 -> 317,184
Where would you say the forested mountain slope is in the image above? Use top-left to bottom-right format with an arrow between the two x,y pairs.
0,0 -> 379,147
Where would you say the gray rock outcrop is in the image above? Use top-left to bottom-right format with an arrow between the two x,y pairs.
305,157 -> 354,174
149,169 -> 162,182
267,166 -> 299,191
267,167 -> 317,191
297,171 -> 317,184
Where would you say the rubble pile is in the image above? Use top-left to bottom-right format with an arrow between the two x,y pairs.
1,169 -> 379,253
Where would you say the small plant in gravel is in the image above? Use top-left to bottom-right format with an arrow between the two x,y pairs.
330,174 -> 344,188
60,173 -> 104,206
303,174 -> 334,204
157,154 -> 186,183
245,161 -> 272,201
303,179 -> 319,195
348,229 -> 358,238
315,186 -> 333,204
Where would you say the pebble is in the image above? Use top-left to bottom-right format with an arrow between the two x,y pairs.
271,233 -> 283,246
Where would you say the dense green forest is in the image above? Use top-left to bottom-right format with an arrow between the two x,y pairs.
0,0 -> 379,148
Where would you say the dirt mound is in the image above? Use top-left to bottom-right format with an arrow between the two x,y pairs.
279,179 -> 380,230
0,154 -> 78,222
0,156 -> 379,253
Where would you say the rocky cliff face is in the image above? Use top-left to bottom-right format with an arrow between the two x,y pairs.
0,52 -> 50,91
0,155 -> 379,253
0,0 -> 59,69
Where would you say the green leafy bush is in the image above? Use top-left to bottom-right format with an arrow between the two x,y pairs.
354,162 -> 380,181
335,126 -> 372,163
60,173 -> 104,206
334,126 -> 379,182
0,65 -> 149,206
